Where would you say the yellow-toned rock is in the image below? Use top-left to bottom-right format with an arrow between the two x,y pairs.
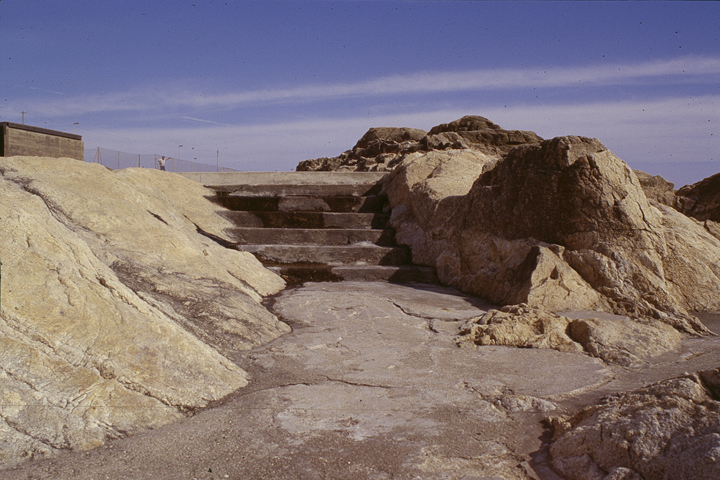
0,156 -> 289,466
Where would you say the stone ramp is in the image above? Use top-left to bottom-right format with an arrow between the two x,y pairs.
181,171 -> 437,283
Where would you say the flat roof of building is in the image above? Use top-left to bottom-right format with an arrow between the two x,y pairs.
1,122 -> 82,141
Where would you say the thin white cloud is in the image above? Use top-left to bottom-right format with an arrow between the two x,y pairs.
8,55 -> 719,117
162,55 -> 720,108
180,116 -> 234,126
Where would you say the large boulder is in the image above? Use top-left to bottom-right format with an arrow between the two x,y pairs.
548,370 -> 720,480
0,157 -> 289,466
383,136 -> 720,335
296,115 -> 542,172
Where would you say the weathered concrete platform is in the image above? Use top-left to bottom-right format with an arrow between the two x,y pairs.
6,282 -> 720,480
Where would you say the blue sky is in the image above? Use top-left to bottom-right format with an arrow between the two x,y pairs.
1,1 -> 719,186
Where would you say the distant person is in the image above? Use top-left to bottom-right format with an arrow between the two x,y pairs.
159,156 -> 167,171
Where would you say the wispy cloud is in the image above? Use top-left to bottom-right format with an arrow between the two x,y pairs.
15,85 -> 66,96
82,94 -> 720,173
180,116 -> 234,126
177,55 -> 719,108
7,55 -> 719,118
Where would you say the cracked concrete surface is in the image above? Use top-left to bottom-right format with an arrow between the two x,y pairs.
3,282 -> 720,480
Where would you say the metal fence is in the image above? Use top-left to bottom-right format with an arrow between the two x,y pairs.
84,147 -> 237,172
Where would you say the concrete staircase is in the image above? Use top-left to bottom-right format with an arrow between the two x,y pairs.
182,172 -> 436,284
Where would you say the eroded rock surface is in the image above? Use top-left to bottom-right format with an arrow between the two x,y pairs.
0,156 -> 288,466
549,370 -> 720,480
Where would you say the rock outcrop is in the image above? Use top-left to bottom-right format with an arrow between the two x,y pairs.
457,306 -> 682,366
548,369 -> 720,480
296,115 -> 542,172
676,171 -> 720,241
634,170 -> 677,207
676,171 -> 720,222
383,135 -> 720,335
0,156 -> 289,466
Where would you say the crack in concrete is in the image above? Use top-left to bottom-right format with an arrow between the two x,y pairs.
321,376 -> 394,390
389,301 -> 438,321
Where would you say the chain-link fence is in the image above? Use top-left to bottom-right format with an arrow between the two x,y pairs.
84,147 -> 237,172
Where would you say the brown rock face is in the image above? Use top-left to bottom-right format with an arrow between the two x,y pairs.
676,171 -> 720,222
296,115 -> 542,172
384,135 -> 720,334
549,371 -> 720,480
676,172 -> 720,241
634,170 -> 677,207
426,115 -> 543,154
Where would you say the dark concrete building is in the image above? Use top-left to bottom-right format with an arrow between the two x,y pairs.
0,122 -> 84,161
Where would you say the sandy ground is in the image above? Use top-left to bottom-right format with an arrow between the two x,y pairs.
2,282 -> 719,480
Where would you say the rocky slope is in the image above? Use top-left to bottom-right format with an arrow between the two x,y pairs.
0,156 -> 288,467
296,115 -> 542,172
384,135 -> 720,336
297,116 -> 720,361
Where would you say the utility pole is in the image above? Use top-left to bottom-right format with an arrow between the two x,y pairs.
217,150 -> 219,172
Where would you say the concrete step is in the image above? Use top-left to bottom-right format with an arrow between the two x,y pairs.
268,265 -> 438,284
217,194 -> 387,213
215,184 -> 383,197
228,227 -> 396,246
182,171 -> 388,196
184,170 -> 438,284
236,244 -> 410,266
220,211 -> 390,229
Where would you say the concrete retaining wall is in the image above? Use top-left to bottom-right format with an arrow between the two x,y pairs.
1,122 -> 84,161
